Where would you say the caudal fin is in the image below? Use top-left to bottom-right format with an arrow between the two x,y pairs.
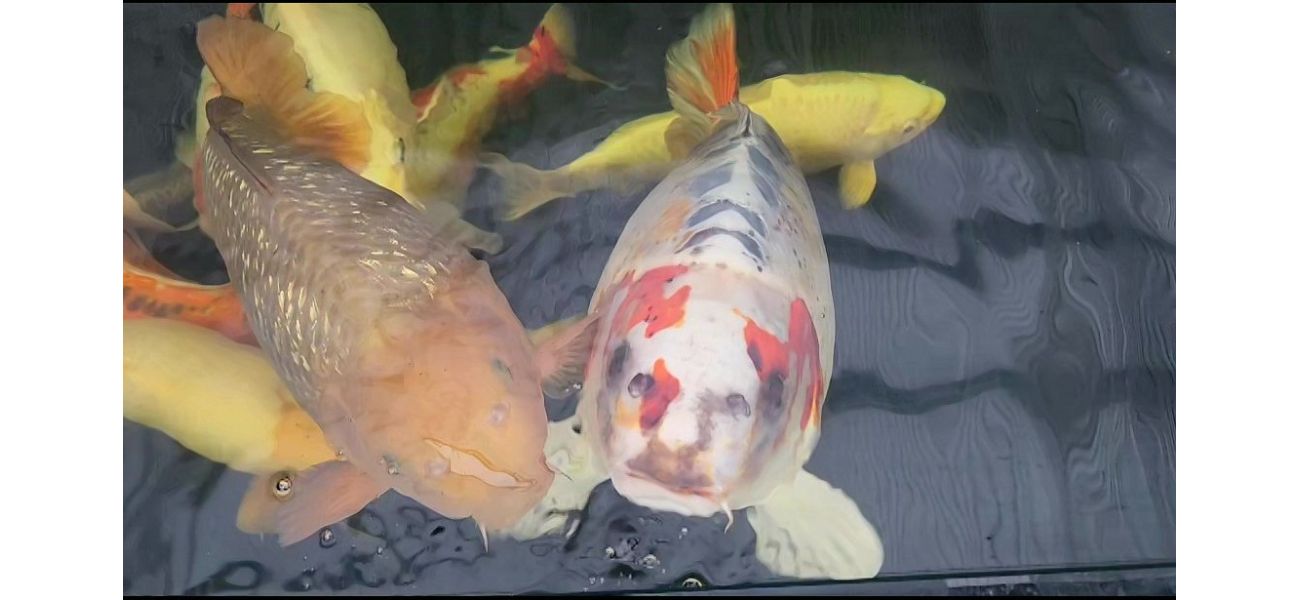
531,4 -> 622,89
195,16 -> 371,172
480,153 -> 570,221
666,3 -> 739,125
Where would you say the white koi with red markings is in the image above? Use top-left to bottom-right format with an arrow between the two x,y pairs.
508,3 -> 884,581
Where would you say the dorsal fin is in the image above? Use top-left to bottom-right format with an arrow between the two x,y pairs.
195,15 -> 372,172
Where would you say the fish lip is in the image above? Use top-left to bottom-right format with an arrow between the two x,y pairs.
624,469 -> 714,497
422,438 -> 538,490
615,468 -> 725,517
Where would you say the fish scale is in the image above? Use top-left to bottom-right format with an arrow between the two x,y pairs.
201,105 -> 473,409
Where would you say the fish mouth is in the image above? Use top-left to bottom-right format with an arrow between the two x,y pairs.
422,438 -> 536,490
613,468 -> 725,517
924,90 -> 947,125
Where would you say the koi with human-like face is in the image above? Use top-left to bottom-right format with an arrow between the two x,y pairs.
515,4 -> 884,581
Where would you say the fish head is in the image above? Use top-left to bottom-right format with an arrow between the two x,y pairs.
344,267 -> 554,531
591,266 -> 820,516
858,73 -> 946,153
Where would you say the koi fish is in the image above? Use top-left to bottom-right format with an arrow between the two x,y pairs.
404,3 -> 617,211
124,317 -> 336,476
193,14 -> 597,546
508,4 -> 884,580
484,11 -> 945,220
123,231 -> 254,344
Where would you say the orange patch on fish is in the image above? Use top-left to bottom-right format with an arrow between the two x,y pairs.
449,65 -> 487,87
651,198 -> 693,242
226,3 -> 257,19
739,299 -> 823,430
613,265 -> 691,338
639,358 -> 681,431
411,82 -> 441,116
123,266 -> 255,345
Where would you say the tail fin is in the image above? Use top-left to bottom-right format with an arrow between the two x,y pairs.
480,153 -> 570,221
195,16 -> 371,172
666,3 -> 739,124
529,4 -> 623,89
663,3 -> 741,158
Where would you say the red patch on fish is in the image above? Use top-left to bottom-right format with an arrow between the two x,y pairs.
740,299 -> 824,430
498,25 -> 568,109
613,265 -> 691,338
639,358 -> 681,430
410,82 -> 440,116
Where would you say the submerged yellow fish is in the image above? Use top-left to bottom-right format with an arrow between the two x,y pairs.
485,21 -> 945,220
404,3 -> 616,211
176,3 -> 611,253
193,15 -> 597,546
124,317 -> 336,476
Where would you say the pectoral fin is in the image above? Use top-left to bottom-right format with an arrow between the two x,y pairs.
499,415 -> 608,541
422,199 -> 505,255
531,313 -> 601,399
838,160 -> 878,210
237,460 -> 386,546
747,469 -> 884,580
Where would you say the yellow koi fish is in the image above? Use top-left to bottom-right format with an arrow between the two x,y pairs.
125,317 -> 337,476
484,19 -> 945,219
404,3 -> 616,211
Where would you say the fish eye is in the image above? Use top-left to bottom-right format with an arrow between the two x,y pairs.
272,472 -> 293,499
628,372 -> 654,398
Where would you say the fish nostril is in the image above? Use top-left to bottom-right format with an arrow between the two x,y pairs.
489,402 -> 509,426
726,393 -> 750,417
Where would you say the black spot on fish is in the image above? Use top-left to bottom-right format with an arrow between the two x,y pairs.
688,163 -> 732,197
678,227 -> 765,263
758,374 -> 786,421
127,296 -> 146,312
628,372 -> 654,399
687,199 -> 767,236
607,342 -> 629,380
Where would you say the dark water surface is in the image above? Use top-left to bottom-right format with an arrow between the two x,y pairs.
123,3 -> 1174,594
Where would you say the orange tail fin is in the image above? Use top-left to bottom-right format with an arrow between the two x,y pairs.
666,3 -> 739,120
523,4 -> 620,88
195,16 -> 371,172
